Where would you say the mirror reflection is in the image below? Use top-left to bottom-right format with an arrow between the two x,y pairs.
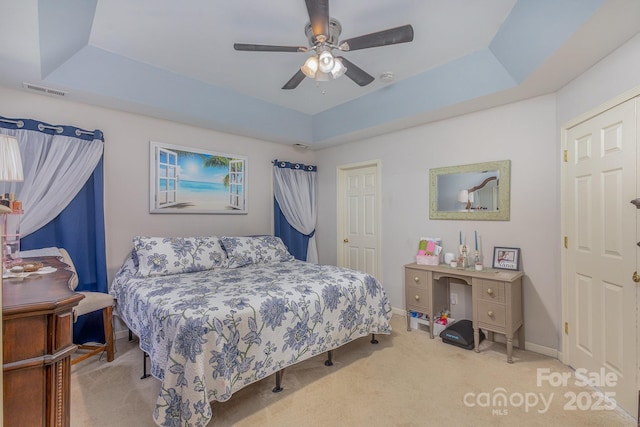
436,171 -> 499,212
429,160 -> 510,221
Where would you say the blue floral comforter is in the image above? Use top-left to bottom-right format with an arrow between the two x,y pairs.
111,257 -> 392,427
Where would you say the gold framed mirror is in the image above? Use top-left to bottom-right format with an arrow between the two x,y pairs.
429,160 -> 511,220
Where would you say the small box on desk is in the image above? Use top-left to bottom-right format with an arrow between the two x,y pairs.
416,254 -> 440,265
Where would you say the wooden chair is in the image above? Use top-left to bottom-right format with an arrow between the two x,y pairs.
58,248 -> 115,365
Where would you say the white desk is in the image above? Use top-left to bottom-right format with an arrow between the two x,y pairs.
404,263 -> 524,363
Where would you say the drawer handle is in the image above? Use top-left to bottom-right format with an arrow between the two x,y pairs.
414,276 -> 420,283
415,295 -> 420,301
487,288 -> 494,295
487,310 -> 494,317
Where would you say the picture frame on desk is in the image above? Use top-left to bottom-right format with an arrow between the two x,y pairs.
492,246 -> 520,271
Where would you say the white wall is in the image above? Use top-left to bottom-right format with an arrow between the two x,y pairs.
315,95 -> 560,351
557,33 -> 640,126
0,87 -> 314,281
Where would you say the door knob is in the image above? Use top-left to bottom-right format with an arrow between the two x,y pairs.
633,272 -> 640,283
343,238 -> 349,243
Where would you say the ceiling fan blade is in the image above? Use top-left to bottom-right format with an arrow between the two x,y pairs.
337,57 -> 375,87
305,0 -> 329,41
282,70 -> 306,90
234,43 -> 307,53
341,24 -> 414,51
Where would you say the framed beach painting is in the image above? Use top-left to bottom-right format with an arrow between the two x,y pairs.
149,141 -> 247,214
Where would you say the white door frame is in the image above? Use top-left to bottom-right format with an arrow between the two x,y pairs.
336,160 -> 382,279
560,84 -> 640,390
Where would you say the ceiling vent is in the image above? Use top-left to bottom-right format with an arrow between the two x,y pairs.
22,82 -> 67,97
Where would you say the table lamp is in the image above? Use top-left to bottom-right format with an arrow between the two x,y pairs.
0,134 -> 24,265
0,134 -> 24,213
457,189 -> 474,211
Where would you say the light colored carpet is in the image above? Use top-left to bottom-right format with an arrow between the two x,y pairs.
70,315 -> 635,426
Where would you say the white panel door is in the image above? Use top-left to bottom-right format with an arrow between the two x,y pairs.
338,163 -> 380,278
565,97 -> 637,417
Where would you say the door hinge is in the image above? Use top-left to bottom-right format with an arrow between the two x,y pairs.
564,236 -> 568,249
563,150 -> 568,162
565,322 -> 569,335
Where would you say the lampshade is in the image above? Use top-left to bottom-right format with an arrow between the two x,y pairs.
0,134 -> 23,182
457,190 -> 469,204
301,56 -> 319,78
318,50 -> 335,74
315,71 -> 329,82
330,57 -> 346,78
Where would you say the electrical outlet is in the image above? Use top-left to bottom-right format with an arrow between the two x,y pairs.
450,293 -> 458,305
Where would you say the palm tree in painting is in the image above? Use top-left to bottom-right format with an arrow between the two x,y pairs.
203,156 -> 230,187
176,151 -> 231,187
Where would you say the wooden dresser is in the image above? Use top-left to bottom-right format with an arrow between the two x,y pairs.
2,256 -> 84,427
404,262 -> 524,363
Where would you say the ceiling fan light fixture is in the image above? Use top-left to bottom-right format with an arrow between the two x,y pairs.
330,57 -> 346,78
318,50 -> 335,74
301,55 -> 319,78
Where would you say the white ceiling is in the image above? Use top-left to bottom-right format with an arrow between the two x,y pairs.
88,0 -> 515,114
1,0 -> 639,148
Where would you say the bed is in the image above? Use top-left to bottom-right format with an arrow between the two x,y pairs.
110,235 -> 392,427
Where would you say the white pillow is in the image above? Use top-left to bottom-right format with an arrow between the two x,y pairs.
220,236 -> 294,268
133,236 -> 227,277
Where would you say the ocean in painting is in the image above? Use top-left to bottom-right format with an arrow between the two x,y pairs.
175,179 -> 231,210
179,180 -> 227,194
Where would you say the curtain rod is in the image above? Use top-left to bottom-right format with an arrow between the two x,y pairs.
0,117 -> 95,137
273,159 -> 317,171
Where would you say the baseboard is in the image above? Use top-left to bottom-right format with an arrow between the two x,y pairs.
391,306 -> 559,359
113,316 -> 131,340
524,341 -> 558,358
391,307 -> 406,317
115,329 -> 130,340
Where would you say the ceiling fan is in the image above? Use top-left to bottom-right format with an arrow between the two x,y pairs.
233,0 -> 414,90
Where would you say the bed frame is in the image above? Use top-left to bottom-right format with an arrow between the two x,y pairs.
130,329 -> 380,392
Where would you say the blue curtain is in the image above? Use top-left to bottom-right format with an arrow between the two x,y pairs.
0,116 -> 107,344
273,160 -> 317,262
274,199 -> 309,260
21,158 -> 107,343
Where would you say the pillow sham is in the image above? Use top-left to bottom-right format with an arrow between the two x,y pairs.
133,236 -> 227,277
220,235 -> 294,268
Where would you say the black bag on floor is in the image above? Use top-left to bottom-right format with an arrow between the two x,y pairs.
439,319 -> 485,350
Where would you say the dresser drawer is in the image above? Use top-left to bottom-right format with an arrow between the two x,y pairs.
406,285 -> 430,312
405,269 -> 429,289
476,300 -> 505,328
478,280 -> 505,303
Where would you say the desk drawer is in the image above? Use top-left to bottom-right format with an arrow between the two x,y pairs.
478,280 -> 505,303
476,300 -> 505,328
406,285 -> 430,312
405,269 -> 428,289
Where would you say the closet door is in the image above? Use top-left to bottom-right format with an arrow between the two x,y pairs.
564,97 -> 637,417
337,161 -> 381,279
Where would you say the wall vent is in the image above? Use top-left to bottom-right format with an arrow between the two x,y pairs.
22,82 -> 67,97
